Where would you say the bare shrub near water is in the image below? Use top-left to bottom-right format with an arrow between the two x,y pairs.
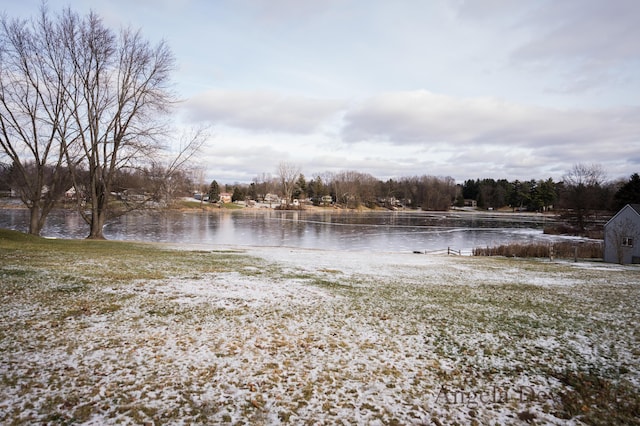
473,241 -> 603,259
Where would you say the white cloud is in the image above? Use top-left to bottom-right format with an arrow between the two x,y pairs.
184,90 -> 343,134
452,0 -> 640,97
341,90 -> 640,148
181,88 -> 640,182
511,0 -> 640,93
513,0 -> 640,63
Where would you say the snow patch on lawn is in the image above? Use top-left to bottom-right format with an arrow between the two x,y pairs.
152,271 -> 336,308
1,245 -> 638,425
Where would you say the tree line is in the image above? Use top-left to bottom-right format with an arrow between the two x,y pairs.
233,168 -> 458,211
204,162 -> 639,232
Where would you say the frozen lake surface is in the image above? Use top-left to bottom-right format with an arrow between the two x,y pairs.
0,208 -> 582,253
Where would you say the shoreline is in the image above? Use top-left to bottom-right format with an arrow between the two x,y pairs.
0,196 -> 562,218
0,203 -> 584,256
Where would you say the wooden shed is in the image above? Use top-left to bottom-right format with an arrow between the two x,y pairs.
603,204 -> 640,264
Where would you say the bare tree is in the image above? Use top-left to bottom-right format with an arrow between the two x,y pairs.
0,8 -> 73,235
331,170 -> 378,208
251,173 -> 269,202
1,6 -> 177,238
277,161 -> 300,206
59,9 -> 176,238
561,163 -> 607,231
420,176 -> 456,211
147,126 -> 208,206
563,163 -> 606,188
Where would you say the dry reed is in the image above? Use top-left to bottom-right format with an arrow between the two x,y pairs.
473,241 -> 603,259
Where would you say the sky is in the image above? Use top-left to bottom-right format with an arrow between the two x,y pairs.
4,0 -> 640,184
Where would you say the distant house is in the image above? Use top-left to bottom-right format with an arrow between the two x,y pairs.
603,204 -> 640,264
264,193 -> 280,205
377,196 -> 401,208
122,188 -> 147,202
219,192 -> 232,203
65,187 -> 77,200
321,195 -> 333,206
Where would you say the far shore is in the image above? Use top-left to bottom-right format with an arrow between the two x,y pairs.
0,195 -> 562,218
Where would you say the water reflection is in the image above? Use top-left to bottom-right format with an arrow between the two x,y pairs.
0,208 -> 569,253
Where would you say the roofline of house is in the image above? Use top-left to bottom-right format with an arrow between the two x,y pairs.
604,203 -> 640,228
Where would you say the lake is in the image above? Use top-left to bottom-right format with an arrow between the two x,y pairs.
0,207 -> 581,253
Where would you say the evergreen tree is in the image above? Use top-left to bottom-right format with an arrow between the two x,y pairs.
537,178 -> 557,211
293,174 -> 307,200
477,188 -> 486,209
208,180 -> 220,203
309,176 -> 328,205
527,180 -> 543,211
462,179 -> 479,200
232,186 -> 244,202
614,173 -> 640,210
509,180 -> 532,210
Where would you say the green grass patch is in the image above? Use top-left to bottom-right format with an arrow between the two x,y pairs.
0,228 -> 253,284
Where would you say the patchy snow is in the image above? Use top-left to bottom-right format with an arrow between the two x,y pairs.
1,245 -> 639,425
151,271 -> 336,308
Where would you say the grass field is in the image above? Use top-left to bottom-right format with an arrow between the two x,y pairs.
1,229 -> 638,425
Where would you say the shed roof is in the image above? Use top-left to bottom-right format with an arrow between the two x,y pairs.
604,203 -> 640,228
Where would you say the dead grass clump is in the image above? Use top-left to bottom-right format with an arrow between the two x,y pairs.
473,242 -> 603,259
551,370 -> 640,425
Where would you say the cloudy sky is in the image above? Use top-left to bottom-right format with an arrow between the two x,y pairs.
5,0 -> 640,183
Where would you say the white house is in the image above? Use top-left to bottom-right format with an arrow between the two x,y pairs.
603,204 -> 640,264
65,187 -> 77,200
263,193 -> 280,205
219,192 -> 232,203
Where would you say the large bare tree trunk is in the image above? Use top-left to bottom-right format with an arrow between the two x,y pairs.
58,9 -> 175,239
87,178 -> 108,239
28,204 -> 41,236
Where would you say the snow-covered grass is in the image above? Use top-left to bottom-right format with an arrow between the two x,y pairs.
1,230 -> 639,425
